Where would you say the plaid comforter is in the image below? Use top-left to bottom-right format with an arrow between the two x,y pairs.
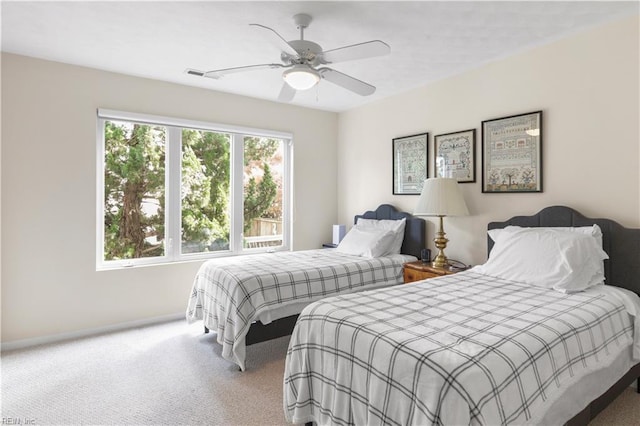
284,270 -> 638,425
186,249 -> 410,370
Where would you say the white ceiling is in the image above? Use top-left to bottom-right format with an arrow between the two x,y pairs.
2,1 -> 638,112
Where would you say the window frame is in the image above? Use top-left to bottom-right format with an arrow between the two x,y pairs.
96,109 -> 293,270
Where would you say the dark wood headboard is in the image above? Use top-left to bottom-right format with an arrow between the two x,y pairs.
488,205 -> 640,296
354,204 -> 426,259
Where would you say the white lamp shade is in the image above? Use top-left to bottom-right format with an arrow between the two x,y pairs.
283,65 -> 320,90
414,177 -> 469,217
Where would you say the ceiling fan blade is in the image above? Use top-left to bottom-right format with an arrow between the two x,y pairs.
318,68 -> 376,96
250,23 -> 299,57
320,40 -> 390,64
277,83 -> 296,102
194,63 -> 285,79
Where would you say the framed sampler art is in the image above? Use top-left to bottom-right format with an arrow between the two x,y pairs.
481,111 -> 543,193
434,129 -> 476,183
392,133 -> 428,195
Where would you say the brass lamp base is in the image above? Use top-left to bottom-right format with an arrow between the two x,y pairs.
431,215 -> 450,268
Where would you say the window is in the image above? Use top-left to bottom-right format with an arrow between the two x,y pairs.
97,109 -> 292,269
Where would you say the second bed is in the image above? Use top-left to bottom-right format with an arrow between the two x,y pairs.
186,204 -> 425,370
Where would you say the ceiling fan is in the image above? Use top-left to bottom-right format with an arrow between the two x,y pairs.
185,13 -> 390,102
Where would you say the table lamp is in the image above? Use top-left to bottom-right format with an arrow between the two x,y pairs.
414,177 -> 469,268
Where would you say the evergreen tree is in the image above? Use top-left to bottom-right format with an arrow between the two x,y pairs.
243,163 -> 277,233
181,129 -> 230,252
104,121 -> 165,260
103,125 -> 281,260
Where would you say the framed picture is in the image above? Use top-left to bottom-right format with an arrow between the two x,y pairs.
481,111 -> 543,193
392,132 -> 428,195
434,129 -> 476,183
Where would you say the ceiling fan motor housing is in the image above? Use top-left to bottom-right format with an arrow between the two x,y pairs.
284,40 -> 323,66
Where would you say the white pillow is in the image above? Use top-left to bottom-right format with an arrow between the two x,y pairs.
335,227 -> 397,258
488,224 -> 606,289
356,218 -> 406,255
488,224 -> 603,248
476,228 -> 609,293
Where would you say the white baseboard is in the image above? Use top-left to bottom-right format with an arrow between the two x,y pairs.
1,312 -> 184,352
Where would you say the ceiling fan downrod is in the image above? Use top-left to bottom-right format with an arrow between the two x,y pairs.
293,13 -> 312,40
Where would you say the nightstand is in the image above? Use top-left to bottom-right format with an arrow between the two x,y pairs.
403,260 -> 461,283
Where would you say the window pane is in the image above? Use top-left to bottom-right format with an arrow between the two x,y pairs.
243,137 -> 284,249
181,129 -> 231,254
103,120 -> 166,260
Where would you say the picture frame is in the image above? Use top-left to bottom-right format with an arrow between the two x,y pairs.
481,111 -> 543,193
434,129 -> 476,183
392,132 -> 428,195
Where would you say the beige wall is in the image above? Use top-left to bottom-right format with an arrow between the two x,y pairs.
3,15 -> 639,344
1,53 -> 338,342
337,15 -> 640,266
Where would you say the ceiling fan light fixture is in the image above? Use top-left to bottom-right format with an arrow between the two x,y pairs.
283,65 -> 320,90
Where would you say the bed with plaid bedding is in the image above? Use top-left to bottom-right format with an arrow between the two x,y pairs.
186,249 -> 412,370
284,270 -> 639,425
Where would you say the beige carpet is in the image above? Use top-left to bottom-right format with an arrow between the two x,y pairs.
1,319 -> 638,425
589,386 -> 640,426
